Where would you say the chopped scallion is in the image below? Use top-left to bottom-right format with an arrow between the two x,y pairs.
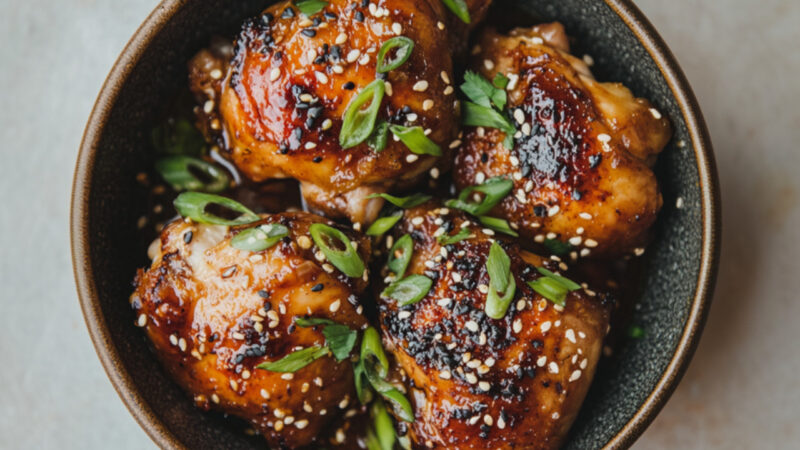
230,223 -> 289,251
173,192 -> 259,225
478,216 -> 519,237
382,274 -> 432,306
387,234 -> 413,277
445,177 -> 513,216
484,242 -> 516,319
368,192 -> 431,208
156,156 -> 230,193
309,223 -> 365,277
256,345 -> 329,372
389,124 -> 442,156
376,36 -> 414,73
441,0 -> 470,24
340,79 -> 385,149
366,212 -> 403,236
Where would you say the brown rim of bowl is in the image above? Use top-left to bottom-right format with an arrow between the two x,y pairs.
70,0 -> 721,448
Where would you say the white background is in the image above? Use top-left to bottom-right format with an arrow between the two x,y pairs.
1,0 -> 798,448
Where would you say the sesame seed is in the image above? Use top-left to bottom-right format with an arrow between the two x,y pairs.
211,393 -> 220,404
516,299 -> 526,311
483,59 -> 495,70
230,379 -> 238,390
305,142 -> 317,150
413,80 -> 429,92
580,358 -> 588,369
465,320 -> 479,332
274,420 -> 284,431
322,263 -> 335,273
169,334 -> 178,346
437,297 -> 451,307
597,133 -> 611,143
210,69 -> 223,80
346,49 -> 360,63
676,197 -> 684,208
315,71 -> 329,84
552,412 -> 560,420
465,372 -> 478,384
541,321 -> 552,332
335,32 -> 348,45
203,100 -> 214,114
437,21 -> 445,30
295,419 -> 309,429
569,236 -> 583,246
506,73 -> 519,91
566,329 -> 576,343
484,414 -> 494,425
339,397 -> 350,409
391,22 -> 402,35
406,153 -> 420,163
449,139 -> 462,149
444,85 -> 454,95
261,389 -> 270,399
178,338 -> 187,352
514,108 -> 525,124
439,370 -> 451,379
634,247 -> 646,256
430,167 -> 440,179
329,299 -> 341,312
583,54 -> 594,66
358,53 -> 370,65
537,356 -> 547,367
477,284 -> 489,294
584,239 -> 598,248
512,319 -> 522,333
548,362 -> 559,374
452,272 -> 462,283
411,217 -> 424,226
649,108 -> 662,119
548,205 -> 560,216
580,248 -> 591,257
423,99 -> 434,111
398,311 -> 411,320
136,314 -> 147,327
569,370 -> 582,382
579,212 -> 593,220
281,373 -> 294,380
269,68 -> 281,81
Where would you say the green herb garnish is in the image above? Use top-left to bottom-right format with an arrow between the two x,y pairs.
462,101 -> 516,149
340,79 -> 385,149
389,124 -> 442,156
356,327 -> 414,422
382,274 -> 432,306
478,216 -> 519,237
368,192 -> 431,209
294,318 -> 358,362
493,72 -> 510,90
173,192 -> 259,225
376,36 -> 415,73
366,399 -> 396,450
231,223 -> 289,252
366,212 -> 403,237
367,120 -> 389,152
527,267 -> 580,306
484,242 -> 516,319
543,238 -> 573,256
156,156 -> 230,193
441,0 -> 470,23
445,177 -> 513,216
461,70 -> 507,110
294,0 -> 328,16
437,227 -> 471,245
309,223 -> 365,277
256,346 -> 330,372
387,234 -> 413,278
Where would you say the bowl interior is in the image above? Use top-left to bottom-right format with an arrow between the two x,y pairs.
74,0 -> 712,448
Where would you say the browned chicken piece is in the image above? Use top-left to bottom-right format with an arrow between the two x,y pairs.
214,0 -> 470,226
377,204 -> 611,449
454,23 -> 672,258
131,212 -> 371,448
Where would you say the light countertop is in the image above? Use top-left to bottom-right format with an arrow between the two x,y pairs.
1,0 -> 797,448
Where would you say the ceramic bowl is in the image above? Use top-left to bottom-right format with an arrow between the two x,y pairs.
71,0 -> 720,447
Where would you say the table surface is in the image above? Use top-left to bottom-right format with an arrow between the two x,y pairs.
1,0 -> 797,448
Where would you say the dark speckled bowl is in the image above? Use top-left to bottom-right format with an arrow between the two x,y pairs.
71,0 -> 720,448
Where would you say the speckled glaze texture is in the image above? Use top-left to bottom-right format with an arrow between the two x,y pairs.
72,0 -> 719,449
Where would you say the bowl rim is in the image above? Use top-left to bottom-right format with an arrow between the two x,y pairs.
70,0 -> 721,448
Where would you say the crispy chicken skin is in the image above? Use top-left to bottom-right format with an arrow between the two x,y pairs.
131,212 -> 371,448
215,0 -> 469,225
454,24 -> 672,258
377,205 -> 611,448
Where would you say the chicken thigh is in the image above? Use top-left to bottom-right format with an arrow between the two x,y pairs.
131,211 -> 370,448
454,24 -> 671,258
211,0 -> 474,226
376,204 -> 611,448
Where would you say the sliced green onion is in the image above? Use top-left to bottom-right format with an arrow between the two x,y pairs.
309,223 -> 365,277
353,357 -> 372,404
438,227 -> 471,245
322,323 -> 358,361
361,326 -> 389,378
231,223 -> 288,251
387,234 -> 413,277
294,317 -> 336,327
382,274 -> 432,306
461,71 -> 507,110
485,242 -> 516,319
445,177 -> 513,216
441,0 -> 470,23
536,267 -> 581,290
369,399 -> 396,450
527,277 -> 568,306
478,216 -> 519,237
156,156 -> 229,193
628,325 -> 645,339
173,192 -> 259,225
363,360 -> 414,422
376,36 -> 415,73
340,79 -> 385,149
295,0 -> 328,16
366,212 -> 403,236
493,72 -> 510,90
368,192 -> 431,208
543,238 -> 573,256
151,117 -> 205,156
256,345 -> 329,372
367,120 -> 389,152
389,124 -> 442,156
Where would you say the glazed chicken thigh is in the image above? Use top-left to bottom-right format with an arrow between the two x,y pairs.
454,24 -> 671,258
212,0 -> 475,225
131,212 -> 370,448
377,204 -> 611,448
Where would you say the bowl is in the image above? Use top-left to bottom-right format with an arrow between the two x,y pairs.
71,0 -> 720,448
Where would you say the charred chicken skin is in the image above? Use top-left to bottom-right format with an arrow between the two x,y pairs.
377,204 -> 611,448
131,212 -> 371,448
454,24 -> 671,258
213,0 -> 472,225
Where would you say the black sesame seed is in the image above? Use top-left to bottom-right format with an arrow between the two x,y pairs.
183,230 -> 193,244
258,290 -> 270,298
281,7 -> 295,19
279,144 -> 289,154
360,0 -> 369,7
312,17 -> 322,26
481,153 -> 489,163
301,28 -> 317,37
296,102 -> 310,110
314,55 -> 325,65
288,324 -> 296,334
312,156 -> 323,163
261,13 -> 273,24
533,205 -> 547,217
572,190 -> 582,200
589,154 -> 602,168
308,106 -> 324,119
343,81 -> 355,90
293,128 -> 303,140
354,11 -> 364,22
311,283 -> 324,292
324,12 -> 337,20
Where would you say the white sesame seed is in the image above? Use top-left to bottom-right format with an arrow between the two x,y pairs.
358,53 -> 370,65
269,68 -> 281,82
541,321 -> 552,332
211,393 -> 220,404
451,272 -> 462,283
430,167 -> 440,179
548,205 -> 560,216
649,108 -> 662,119
465,372 -> 478,384
484,59 -> 495,70
305,142 -> 317,149
398,311 -> 411,320
569,369 -> 582,382
335,32 -> 348,45
513,319 -> 522,333
178,338 -> 187,352
346,49 -> 360,63
413,80 -> 429,92
449,139 -> 462,149
444,85 -> 454,95
484,414 -> 494,425
439,370 -> 452,380
169,334 -> 178,346
583,54 -> 594,66
477,284 -> 489,294
514,108 -> 525,124
391,22 -> 402,35
580,248 -> 591,257
676,197 -> 684,208
437,21 -> 445,30
423,99 -> 434,111
634,247 -> 646,256
565,329 -> 576,343
230,379 -> 239,390
315,71 -> 328,84
210,69 -> 223,80
584,238 -> 598,248
437,297 -> 451,307
579,212 -> 593,220
580,358 -> 588,369
465,320 -> 479,332
552,412 -> 560,420
537,356 -> 547,367
136,314 -> 147,327
548,362 -> 559,374
475,172 -> 486,184
384,81 -> 393,96
411,217 -> 424,226
568,236 -> 583,246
